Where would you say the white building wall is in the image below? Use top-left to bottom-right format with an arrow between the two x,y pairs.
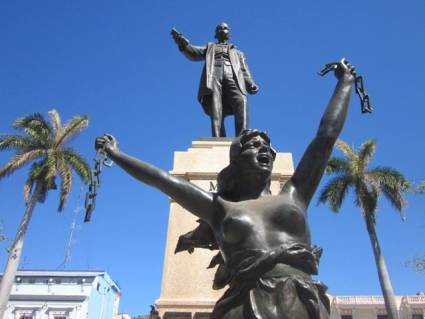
1,271 -> 120,319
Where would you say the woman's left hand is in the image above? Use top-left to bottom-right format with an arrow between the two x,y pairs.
334,58 -> 356,83
95,134 -> 119,156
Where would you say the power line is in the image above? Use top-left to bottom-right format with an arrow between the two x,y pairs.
57,187 -> 84,270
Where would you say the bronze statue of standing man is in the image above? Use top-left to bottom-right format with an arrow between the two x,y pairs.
171,23 -> 259,137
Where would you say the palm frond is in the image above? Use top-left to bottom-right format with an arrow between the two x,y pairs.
13,113 -> 44,128
325,157 -> 351,174
335,140 -> 357,162
28,159 -> 48,181
62,148 -> 91,184
381,185 -> 406,219
26,158 -> 56,190
358,139 -> 376,170
368,166 -> 410,192
367,167 -> 408,218
0,149 -> 45,179
48,109 -> 62,135
57,162 -> 73,212
54,115 -> 88,147
24,159 -> 50,201
318,175 -> 353,212
45,150 -> 58,180
0,135 -> 36,151
13,113 -> 52,144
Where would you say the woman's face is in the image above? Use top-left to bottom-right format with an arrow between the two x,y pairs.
236,135 -> 274,176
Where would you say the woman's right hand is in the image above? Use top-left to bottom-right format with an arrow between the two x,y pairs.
95,134 -> 119,155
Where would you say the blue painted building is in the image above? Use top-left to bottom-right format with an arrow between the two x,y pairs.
0,270 -> 121,319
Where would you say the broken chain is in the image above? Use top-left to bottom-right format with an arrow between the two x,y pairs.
84,147 -> 113,223
318,62 -> 373,114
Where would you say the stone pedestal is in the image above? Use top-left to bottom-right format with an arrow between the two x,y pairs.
156,139 -> 294,318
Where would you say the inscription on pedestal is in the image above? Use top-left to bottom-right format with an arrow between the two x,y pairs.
209,182 -> 217,192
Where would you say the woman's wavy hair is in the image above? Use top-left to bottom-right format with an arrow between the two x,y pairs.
217,129 -> 276,201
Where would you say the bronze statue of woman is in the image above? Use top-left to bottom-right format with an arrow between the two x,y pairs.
95,59 -> 357,319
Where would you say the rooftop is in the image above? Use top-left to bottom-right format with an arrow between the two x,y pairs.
0,269 -> 106,278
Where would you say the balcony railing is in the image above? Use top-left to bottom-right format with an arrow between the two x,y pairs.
333,295 -> 425,306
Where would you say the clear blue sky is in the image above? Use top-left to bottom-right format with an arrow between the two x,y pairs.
1,0 -> 424,316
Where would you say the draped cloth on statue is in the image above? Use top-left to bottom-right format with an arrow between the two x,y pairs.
175,223 -> 330,319
210,246 -> 330,319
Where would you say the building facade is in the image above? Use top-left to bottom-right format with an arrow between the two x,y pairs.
1,270 -> 120,319
153,294 -> 425,319
330,294 -> 425,319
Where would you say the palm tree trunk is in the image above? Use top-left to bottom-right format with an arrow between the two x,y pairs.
364,214 -> 400,319
0,184 -> 41,319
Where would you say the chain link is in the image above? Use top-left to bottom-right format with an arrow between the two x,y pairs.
84,147 -> 113,223
354,75 -> 373,113
318,62 -> 373,113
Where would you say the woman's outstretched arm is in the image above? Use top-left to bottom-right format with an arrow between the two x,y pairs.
96,135 -> 215,222
281,59 -> 356,208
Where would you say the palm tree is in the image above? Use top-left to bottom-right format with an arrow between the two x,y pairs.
0,110 -> 90,318
319,139 -> 410,319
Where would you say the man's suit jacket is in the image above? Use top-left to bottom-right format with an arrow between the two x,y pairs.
180,42 -> 257,116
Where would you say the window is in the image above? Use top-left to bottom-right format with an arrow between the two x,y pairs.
412,315 -> 424,319
377,315 -> 388,319
341,316 -> 353,319
20,316 -> 33,319
54,316 -> 67,319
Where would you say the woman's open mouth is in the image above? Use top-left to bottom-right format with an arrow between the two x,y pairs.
257,154 -> 271,166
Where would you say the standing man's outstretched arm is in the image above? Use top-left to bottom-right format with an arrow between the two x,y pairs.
171,28 -> 206,61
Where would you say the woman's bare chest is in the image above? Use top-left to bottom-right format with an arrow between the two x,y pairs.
215,195 -> 308,245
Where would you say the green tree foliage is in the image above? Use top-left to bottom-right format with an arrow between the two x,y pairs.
0,111 -> 91,209
319,139 -> 410,319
